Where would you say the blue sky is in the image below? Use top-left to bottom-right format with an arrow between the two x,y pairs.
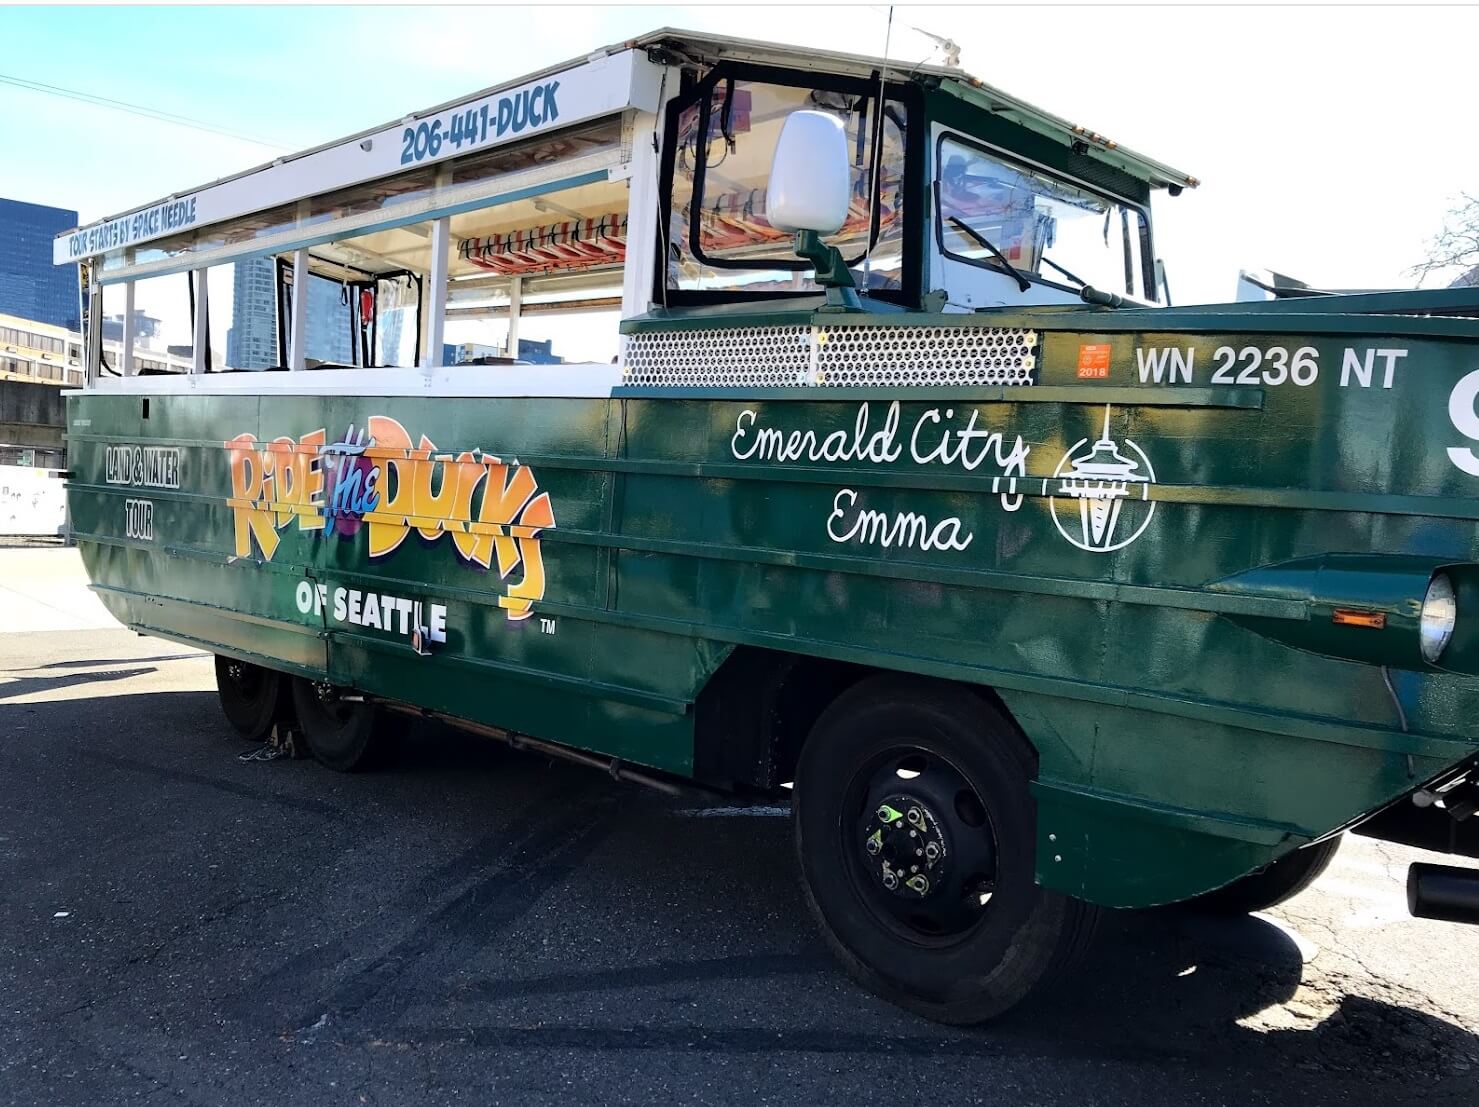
0,6 -> 684,206
2,3 -> 1475,315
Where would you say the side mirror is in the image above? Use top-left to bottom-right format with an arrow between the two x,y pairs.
767,111 -> 860,309
767,111 -> 851,235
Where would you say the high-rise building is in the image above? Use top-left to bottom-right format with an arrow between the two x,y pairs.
0,198 -> 81,331
304,276 -> 353,366
227,257 -> 278,370
227,256 -> 354,369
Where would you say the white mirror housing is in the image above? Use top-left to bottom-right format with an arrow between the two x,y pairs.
767,110 -> 851,235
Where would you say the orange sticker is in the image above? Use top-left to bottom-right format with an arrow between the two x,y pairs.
1077,343 -> 1111,379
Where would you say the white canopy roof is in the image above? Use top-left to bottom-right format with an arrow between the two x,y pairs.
54,27 -> 1197,267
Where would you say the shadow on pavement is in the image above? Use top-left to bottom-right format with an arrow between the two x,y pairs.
378,722 -> 1479,1100
0,665 -> 157,700
0,652 -> 200,673
1007,905 -> 1474,1085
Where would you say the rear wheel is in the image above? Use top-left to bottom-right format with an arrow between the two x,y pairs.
213,656 -> 290,742
793,675 -> 1098,1024
290,677 -> 395,772
1191,836 -> 1342,915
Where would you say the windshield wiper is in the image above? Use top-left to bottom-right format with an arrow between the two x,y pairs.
1041,253 -> 1132,309
1041,255 -> 1088,289
947,216 -> 1030,293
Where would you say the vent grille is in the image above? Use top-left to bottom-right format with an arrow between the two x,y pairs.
623,324 -> 1037,387
817,325 -> 1036,387
622,326 -> 811,387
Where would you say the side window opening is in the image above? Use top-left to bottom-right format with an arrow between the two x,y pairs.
99,274 -> 195,376
273,259 -> 407,370
663,72 -> 910,301
92,118 -> 627,375
447,172 -> 629,366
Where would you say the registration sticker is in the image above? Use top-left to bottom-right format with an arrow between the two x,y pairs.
1077,343 -> 1111,379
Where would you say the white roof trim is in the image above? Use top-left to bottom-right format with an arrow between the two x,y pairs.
54,49 -> 661,265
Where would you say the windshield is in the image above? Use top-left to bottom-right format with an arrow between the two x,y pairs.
936,135 -> 1152,300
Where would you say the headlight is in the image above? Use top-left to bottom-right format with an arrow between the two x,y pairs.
1420,572 -> 1458,663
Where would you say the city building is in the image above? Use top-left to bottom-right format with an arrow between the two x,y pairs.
1,308 -> 192,468
445,337 -> 563,365
102,310 -> 163,348
0,313 -> 80,387
517,337 -> 561,364
227,256 -> 353,370
446,341 -> 501,364
227,257 -> 277,370
0,198 -> 81,331
0,311 -> 79,470
305,279 -> 354,365
1,311 -> 189,388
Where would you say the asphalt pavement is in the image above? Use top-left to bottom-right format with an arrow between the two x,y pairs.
2,548 -> 1477,1106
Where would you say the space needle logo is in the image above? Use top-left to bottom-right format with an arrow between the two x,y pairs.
1048,405 -> 1157,553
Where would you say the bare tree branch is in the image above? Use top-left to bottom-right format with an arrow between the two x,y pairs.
1411,193 -> 1479,286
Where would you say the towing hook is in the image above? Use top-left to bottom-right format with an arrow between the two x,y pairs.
1407,862 -> 1479,924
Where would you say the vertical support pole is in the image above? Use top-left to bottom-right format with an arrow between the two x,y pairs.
82,262 -> 102,388
506,276 -> 521,359
422,216 -> 450,368
191,268 -> 209,375
619,107 -> 664,369
288,248 -> 309,371
120,281 -> 137,376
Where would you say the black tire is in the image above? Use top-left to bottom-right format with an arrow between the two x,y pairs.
1191,836 -> 1342,915
290,677 -> 395,772
794,674 -> 1099,1024
213,656 -> 291,742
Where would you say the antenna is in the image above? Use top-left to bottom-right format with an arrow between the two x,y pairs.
912,26 -> 962,68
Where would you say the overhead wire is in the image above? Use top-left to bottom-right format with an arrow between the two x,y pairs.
0,71 -> 292,150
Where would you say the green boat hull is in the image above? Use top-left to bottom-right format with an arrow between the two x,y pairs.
66,306 -> 1479,909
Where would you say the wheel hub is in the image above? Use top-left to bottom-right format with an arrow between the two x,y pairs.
849,748 -> 999,939
224,660 -> 261,697
863,793 -> 949,899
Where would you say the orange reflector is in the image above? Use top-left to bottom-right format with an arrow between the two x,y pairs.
1333,608 -> 1387,629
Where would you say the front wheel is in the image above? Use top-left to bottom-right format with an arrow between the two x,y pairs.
290,678 -> 396,772
793,675 -> 1098,1024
